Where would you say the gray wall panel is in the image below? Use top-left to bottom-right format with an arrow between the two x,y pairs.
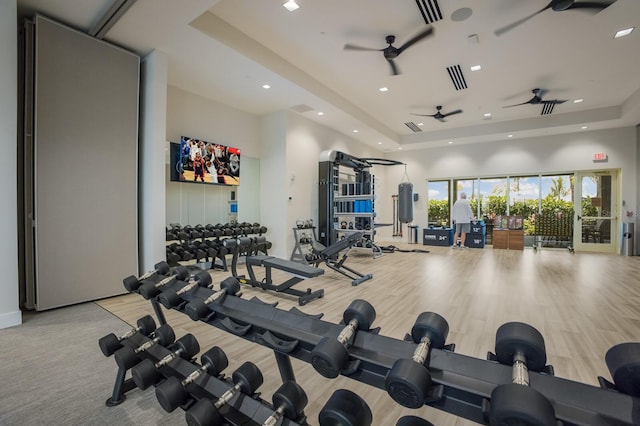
33,16 -> 139,310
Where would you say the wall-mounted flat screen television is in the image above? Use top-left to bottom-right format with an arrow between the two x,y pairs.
169,136 -> 240,186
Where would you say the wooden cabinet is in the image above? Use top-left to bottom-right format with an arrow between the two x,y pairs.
492,229 -> 524,250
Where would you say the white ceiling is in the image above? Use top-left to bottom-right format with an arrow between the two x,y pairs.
17,0 -> 640,153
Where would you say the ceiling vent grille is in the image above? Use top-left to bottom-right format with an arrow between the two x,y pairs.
541,103 -> 555,115
290,104 -> 314,113
415,0 -> 443,24
405,122 -> 422,132
446,65 -> 468,90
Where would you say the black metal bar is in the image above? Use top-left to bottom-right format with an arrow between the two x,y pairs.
273,351 -> 297,383
150,299 -> 167,326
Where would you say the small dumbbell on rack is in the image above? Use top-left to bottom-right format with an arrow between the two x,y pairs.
123,261 -> 171,292
311,299 -> 376,378
98,315 -> 156,357
318,389 -> 373,426
131,333 -> 200,390
385,312 -> 449,409
155,346 -> 229,413
157,270 -> 213,309
184,277 -> 241,321
184,361 -> 264,425
488,322 -> 556,425
262,381 -> 308,426
137,265 -> 190,299
113,324 -> 176,370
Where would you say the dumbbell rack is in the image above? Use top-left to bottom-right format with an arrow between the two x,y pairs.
136,282 -> 640,426
290,226 -> 318,264
105,331 -> 307,425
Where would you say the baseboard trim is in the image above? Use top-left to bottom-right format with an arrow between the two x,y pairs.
0,310 -> 23,329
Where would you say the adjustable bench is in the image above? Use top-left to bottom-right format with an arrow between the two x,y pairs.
243,255 -> 325,306
312,232 -> 373,286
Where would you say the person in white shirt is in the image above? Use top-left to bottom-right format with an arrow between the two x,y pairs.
451,192 -> 474,249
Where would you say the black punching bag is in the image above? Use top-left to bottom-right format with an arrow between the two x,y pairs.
398,182 -> 413,223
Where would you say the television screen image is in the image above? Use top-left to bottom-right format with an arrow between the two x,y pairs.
170,136 -> 240,186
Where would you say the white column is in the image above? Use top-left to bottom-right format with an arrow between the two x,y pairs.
0,0 -> 21,328
139,50 -> 169,273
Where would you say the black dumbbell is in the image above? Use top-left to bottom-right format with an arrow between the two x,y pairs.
311,299 -> 376,378
113,324 -> 175,370
184,361 -> 264,425
157,270 -> 213,309
138,265 -> 190,300
184,277 -> 241,321
261,381 -> 307,425
318,389 -> 372,426
395,416 -> 435,426
98,315 -> 156,357
385,312 -> 449,409
156,346 -> 229,413
123,261 -> 170,292
131,333 -> 200,390
604,342 -> 640,397
488,322 -> 555,425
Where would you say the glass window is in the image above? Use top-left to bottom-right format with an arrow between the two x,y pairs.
427,180 -> 450,227
536,174 -> 574,248
479,177 -> 507,219
509,176 -> 539,235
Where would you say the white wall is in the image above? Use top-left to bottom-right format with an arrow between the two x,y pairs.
139,50 -> 168,273
0,0 -> 21,328
284,112 -> 385,256
165,85 -> 261,227
379,127 -> 638,244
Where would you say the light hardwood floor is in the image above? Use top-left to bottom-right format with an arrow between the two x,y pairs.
97,242 -> 640,425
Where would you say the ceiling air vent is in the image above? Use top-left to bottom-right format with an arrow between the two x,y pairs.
405,122 -> 422,132
415,0 -> 443,24
541,103 -> 555,115
290,104 -> 314,113
446,65 -> 468,90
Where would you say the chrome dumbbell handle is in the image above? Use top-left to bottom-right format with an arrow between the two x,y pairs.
512,352 -> 529,386
336,319 -> 358,345
412,336 -> 432,365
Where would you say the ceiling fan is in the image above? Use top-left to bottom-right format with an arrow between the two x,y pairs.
412,105 -> 463,122
494,0 -> 616,36
503,88 -> 568,115
343,27 -> 434,76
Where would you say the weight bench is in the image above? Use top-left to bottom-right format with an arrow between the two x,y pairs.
312,232 -> 373,286
243,255 -> 325,306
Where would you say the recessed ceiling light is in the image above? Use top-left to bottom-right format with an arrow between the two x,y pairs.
448,141 -> 453,144
317,112 -> 324,116
574,99 -> 584,103
379,87 -> 389,92
353,130 -> 359,133
282,0 -> 299,12
614,27 -> 634,38
397,147 -> 403,150
377,142 -> 382,145
470,65 -> 482,71
483,113 -> 492,117
508,134 -> 513,138
262,84 -> 271,89
417,122 -> 424,126
581,126 -> 588,130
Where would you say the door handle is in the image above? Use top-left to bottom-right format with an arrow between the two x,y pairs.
577,215 -> 582,221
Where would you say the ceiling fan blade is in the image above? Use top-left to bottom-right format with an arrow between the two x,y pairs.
397,27 -> 434,54
443,109 -> 463,117
542,99 -> 568,105
343,44 -> 383,51
503,101 -> 532,108
387,58 -> 400,76
494,2 -> 553,36
410,113 -> 437,117
436,117 -> 446,123
567,2 -> 612,10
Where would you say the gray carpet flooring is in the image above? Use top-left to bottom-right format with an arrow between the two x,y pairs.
0,302 -> 184,425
